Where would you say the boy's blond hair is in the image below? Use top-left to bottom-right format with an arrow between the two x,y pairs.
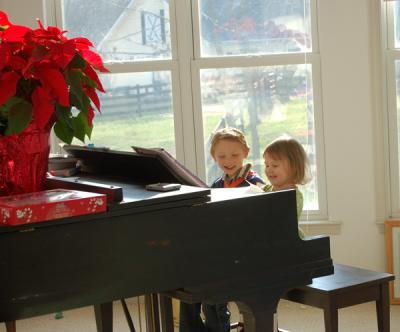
263,135 -> 310,185
210,127 -> 249,158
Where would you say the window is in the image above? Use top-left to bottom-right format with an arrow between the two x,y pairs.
48,0 -> 326,218
192,0 -> 325,215
141,10 -> 167,46
384,0 -> 400,216
54,0 -> 177,155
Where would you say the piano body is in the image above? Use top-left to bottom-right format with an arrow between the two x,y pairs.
0,146 -> 333,332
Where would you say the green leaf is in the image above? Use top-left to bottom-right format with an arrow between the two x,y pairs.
81,94 -> 91,112
86,120 -> 93,139
54,120 -> 73,144
55,104 -> 73,129
5,99 -> 32,135
66,69 -> 84,101
83,75 -> 97,89
0,104 -> 8,124
66,69 -> 84,85
66,69 -> 93,114
84,115 -> 93,139
53,104 -> 74,143
70,92 -> 85,112
4,96 -> 24,109
68,53 -> 86,70
72,113 -> 87,142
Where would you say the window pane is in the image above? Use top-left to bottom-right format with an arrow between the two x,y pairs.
199,0 -> 311,57
62,0 -> 171,62
395,2 -> 400,48
73,71 -> 176,155
201,65 -> 318,210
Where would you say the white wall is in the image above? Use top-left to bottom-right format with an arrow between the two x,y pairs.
317,0 -> 387,271
0,0 -> 389,271
0,0 -> 43,27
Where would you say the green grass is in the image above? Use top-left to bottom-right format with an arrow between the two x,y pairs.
74,113 -> 176,152
78,98 -> 310,159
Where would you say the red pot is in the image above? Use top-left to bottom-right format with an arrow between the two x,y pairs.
0,123 -> 50,196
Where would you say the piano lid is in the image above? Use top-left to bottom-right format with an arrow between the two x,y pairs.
56,145 -> 211,212
62,145 -> 207,188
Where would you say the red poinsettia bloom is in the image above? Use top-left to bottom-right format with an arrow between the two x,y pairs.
0,11 -> 108,144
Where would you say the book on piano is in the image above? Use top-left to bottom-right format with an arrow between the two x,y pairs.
132,146 -> 208,188
0,189 -> 107,226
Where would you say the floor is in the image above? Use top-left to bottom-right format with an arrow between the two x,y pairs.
1,298 -> 400,331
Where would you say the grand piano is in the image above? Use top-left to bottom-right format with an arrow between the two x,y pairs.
0,146 -> 333,332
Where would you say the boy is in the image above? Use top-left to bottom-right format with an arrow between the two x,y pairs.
180,127 -> 264,332
210,127 -> 264,188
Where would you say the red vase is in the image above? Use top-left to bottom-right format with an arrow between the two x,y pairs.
0,123 -> 50,197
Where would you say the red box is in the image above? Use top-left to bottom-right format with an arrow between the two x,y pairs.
0,189 -> 107,226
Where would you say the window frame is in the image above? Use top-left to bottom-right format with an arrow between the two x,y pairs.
383,1 -> 400,217
189,0 -> 327,219
46,0 -> 328,220
48,0 -> 187,165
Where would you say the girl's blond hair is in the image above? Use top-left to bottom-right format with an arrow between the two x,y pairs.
210,127 -> 249,157
263,135 -> 310,185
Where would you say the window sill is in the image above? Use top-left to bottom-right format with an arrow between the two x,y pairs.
299,220 -> 342,236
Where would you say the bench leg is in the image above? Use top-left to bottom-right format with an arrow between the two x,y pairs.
323,301 -> 338,332
5,321 -> 16,332
376,282 -> 390,332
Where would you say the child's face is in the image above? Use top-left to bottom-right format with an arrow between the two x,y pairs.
264,152 -> 294,190
213,139 -> 249,177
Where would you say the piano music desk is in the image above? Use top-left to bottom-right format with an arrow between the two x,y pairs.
283,263 -> 394,332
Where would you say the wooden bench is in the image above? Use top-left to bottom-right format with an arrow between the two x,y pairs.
282,263 -> 395,332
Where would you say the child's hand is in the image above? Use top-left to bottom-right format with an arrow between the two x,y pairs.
246,183 -> 265,193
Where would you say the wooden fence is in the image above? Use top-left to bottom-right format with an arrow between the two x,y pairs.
99,82 -> 172,118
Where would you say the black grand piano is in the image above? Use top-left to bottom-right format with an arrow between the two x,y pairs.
0,146 -> 333,332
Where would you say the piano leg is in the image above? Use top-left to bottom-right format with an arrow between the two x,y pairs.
159,295 -> 175,332
94,302 -> 113,332
236,302 -> 275,332
236,291 -> 282,332
145,293 -> 163,332
5,321 -> 16,332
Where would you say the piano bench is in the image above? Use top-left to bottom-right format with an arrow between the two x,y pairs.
282,263 -> 394,332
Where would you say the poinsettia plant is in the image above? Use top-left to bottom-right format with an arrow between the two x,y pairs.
0,11 -> 108,144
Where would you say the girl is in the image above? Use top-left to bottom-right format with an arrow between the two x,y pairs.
262,135 -> 310,238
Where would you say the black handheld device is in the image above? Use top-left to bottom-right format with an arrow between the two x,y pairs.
145,183 -> 181,192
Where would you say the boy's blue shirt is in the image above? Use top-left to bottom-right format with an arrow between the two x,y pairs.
211,171 -> 265,188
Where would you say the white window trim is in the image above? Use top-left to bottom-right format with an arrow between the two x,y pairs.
382,1 -> 400,217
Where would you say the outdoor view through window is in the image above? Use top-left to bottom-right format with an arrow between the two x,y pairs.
60,0 -> 320,212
